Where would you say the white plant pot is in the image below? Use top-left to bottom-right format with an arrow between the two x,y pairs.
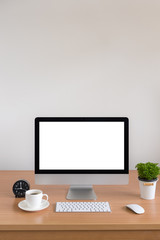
139,178 -> 158,200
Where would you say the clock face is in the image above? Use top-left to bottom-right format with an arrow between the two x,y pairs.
12,180 -> 30,198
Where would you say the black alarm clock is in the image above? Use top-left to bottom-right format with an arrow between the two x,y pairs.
12,179 -> 30,198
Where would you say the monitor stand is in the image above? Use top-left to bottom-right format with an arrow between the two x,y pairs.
66,185 -> 97,200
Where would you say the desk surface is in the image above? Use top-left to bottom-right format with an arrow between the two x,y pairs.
0,170 -> 160,232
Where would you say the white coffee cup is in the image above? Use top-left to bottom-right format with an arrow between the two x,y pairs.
25,189 -> 48,209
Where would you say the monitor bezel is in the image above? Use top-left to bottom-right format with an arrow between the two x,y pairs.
35,117 -> 129,174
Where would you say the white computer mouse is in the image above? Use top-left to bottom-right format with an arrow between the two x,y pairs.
126,204 -> 145,214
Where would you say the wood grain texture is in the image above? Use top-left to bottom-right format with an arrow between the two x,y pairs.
0,171 -> 160,239
1,231 -> 160,240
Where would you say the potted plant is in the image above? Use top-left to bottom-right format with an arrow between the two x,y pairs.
135,162 -> 160,200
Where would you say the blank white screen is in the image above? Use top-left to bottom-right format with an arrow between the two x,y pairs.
39,122 -> 124,170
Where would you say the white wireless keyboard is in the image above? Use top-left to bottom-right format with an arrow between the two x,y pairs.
55,201 -> 111,212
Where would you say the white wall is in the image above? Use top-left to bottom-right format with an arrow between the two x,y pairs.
0,0 -> 160,170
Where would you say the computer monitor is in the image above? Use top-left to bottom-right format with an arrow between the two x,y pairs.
35,117 -> 129,200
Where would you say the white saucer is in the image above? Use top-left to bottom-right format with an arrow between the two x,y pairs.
18,199 -> 50,212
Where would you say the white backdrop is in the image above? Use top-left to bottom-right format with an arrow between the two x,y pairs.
0,0 -> 160,170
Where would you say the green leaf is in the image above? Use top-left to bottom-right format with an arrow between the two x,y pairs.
135,162 -> 160,180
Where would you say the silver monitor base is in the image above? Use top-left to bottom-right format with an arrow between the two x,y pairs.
66,185 -> 97,200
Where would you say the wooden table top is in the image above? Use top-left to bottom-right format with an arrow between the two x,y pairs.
0,170 -> 160,231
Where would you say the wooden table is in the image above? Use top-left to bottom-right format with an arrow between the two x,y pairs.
0,170 -> 160,240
